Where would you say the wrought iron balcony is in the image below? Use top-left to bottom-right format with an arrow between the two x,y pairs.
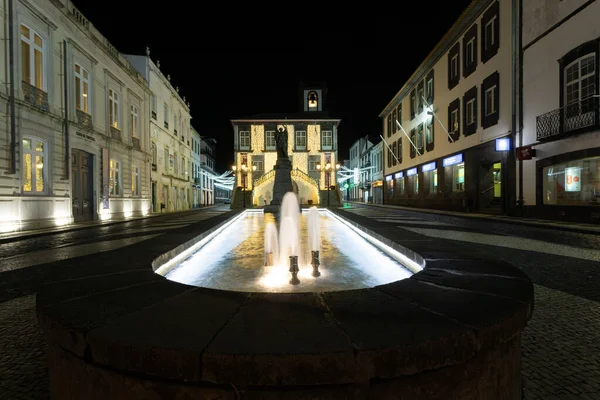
537,96 -> 599,141
22,81 -> 49,111
76,109 -> 93,130
110,126 -> 121,141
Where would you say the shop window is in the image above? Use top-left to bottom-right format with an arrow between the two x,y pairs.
425,170 -> 438,195
453,162 -> 465,192
543,155 -> 600,206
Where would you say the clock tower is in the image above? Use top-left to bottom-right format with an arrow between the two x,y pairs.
299,81 -> 327,112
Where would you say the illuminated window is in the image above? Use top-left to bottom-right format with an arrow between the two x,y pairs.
265,130 -> 276,150
74,64 -> 89,113
295,130 -> 306,150
426,118 -> 434,145
108,89 -> 120,129
22,137 -> 46,194
307,91 -> 318,108
109,159 -> 120,195
132,165 -> 140,196
21,24 -> 44,90
252,160 -> 264,171
130,104 -> 139,138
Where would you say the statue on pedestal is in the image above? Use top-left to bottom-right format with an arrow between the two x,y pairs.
275,126 -> 288,159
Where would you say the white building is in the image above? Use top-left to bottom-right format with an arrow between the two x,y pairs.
191,126 -> 201,208
380,0 -> 517,215
0,0 -> 151,232
520,0 -> 600,223
369,140 -> 384,204
199,136 -> 216,206
125,50 -> 192,213
348,137 -> 372,202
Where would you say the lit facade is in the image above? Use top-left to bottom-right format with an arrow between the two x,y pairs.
0,0 -> 151,232
231,83 -> 341,207
369,141 -> 384,204
191,127 -> 201,208
520,0 -> 600,223
380,0 -> 517,215
125,51 -> 192,213
199,137 -> 216,206
348,137 -> 372,202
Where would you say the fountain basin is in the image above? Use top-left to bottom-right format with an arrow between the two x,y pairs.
36,208 -> 534,399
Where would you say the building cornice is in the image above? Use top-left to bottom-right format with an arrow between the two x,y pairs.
231,118 -> 342,127
148,59 -> 190,112
20,0 -> 58,30
379,0 -> 494,117
67,38 -> 98,64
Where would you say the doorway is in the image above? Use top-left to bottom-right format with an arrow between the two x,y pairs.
479,161 -> 503,213
151,182 -> 157,212
71,149 -> 94,222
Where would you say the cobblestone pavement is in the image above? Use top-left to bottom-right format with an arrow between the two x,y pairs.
344,204 -> 600,399
0,204 -> 599,398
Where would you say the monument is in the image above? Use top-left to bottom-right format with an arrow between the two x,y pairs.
264,125 -> 294,214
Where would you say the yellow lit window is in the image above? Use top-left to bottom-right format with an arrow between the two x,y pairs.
22,137 -> 45,193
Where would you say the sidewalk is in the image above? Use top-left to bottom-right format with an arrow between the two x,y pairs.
346,201 -> 600,234
0,205 -> 225,243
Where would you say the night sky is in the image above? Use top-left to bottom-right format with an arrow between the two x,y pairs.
71,2 -> 472,171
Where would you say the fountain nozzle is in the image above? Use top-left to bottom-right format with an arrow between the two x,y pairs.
289,255 -> 300,285
264,252 -> 274,266
311,250 -> 321,277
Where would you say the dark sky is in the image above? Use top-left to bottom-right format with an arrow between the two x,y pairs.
71,2 -> 472,171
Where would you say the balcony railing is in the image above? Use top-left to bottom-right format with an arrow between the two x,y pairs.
537,96 -> 599,141
132,137 -> 141,150
110,126 -> 121,141
22,81 -> 49,111
76,109 -> 93,130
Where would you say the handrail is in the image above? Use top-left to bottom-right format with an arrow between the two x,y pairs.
291,168 -> 319,188
253,170 -> 276,188
481,181 -> 501,195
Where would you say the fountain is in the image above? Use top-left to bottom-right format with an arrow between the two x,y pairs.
308,206 -> 321,277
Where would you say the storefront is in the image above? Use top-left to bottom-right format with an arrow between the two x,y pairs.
383,137 -> 516,213
534,148 -> 600,223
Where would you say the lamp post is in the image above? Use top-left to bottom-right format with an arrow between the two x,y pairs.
316,162 -> 341,207
232,163 -> 256,208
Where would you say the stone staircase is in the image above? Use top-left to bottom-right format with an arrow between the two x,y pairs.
230,187 -> 252,209
319,187 -> 342,207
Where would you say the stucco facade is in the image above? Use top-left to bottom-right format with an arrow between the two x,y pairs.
520,0 -> 600,222
125,51 -> 192,213
380,0 -> 517,214
0,0 -> 151,232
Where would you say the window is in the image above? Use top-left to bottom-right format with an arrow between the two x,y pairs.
164,148 -> 169,170
466,38 -> 475,66
450,55 -> 459,80
485,17 -> 496,49
426,72 -> 434,105
174,152 -> 178,175
309,159 -> 319,171
397,103 -> 403,128
20,25 -> 44,90
453,162 -> 465,192
163,103 -> 169,129
417,81 -> 424,114
130,105 -> 139,138
543,155 -> 600,206
322,130 -> 333,149
425,169 -> 438,195
392,141 -> 397,166
151,142 -> 157,165
387,115 -> 392,137
481,71 -> 500,128
388,147 -> 392,167
485,86 -> 496,116
565,54 -> 596,117
108,89 -> 120,129
252,160 -> 264,172
307,91 -> 318,108
132,166 -> 140,196
481,1 -> 499,63
264,130 -> 276,150
410,90 -> 416,119
109,159 -> 120,195
448,42 -> 461,89
466,99 -> 475,124
396,138 -> 402,164
417,123 -> 424,154
151,94 -> 157,119
181,156 -> 185,177
410,129 -> 416,158
22,137 -> 45,193
426,118 -> 434,151
174,113 -> 178,134
448,98 -> 461,141
74,64 -> 89,113
295,130 -> 306,150
239,130 -> 250,150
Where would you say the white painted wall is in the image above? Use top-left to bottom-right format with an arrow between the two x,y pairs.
521,0 -> 600,205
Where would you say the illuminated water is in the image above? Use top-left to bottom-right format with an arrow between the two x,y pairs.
165,210 -> 413,293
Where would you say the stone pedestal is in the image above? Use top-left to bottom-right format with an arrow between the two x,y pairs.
264,157 -> 293,215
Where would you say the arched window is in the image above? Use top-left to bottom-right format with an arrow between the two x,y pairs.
307,91 -> 318,108
22,137 -> 46,194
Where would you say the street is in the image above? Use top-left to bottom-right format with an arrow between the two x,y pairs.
0,204 -> 599,399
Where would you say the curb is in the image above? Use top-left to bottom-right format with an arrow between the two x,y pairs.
0,205 -> 226,244
345,202 -> 600,235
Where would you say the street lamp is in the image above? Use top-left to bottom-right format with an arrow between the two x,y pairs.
232,163 -> 256,208
316,162 -> 341,207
